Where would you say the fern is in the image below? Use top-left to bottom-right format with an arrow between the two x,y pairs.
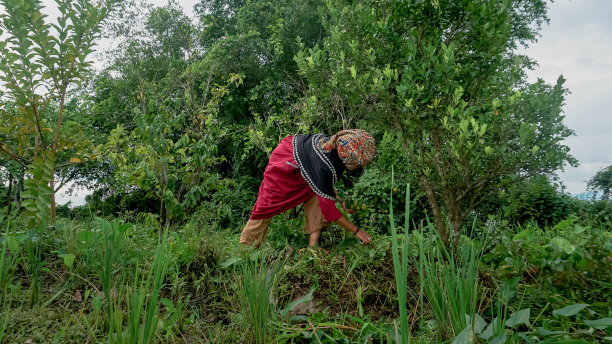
20,151 -> 55,229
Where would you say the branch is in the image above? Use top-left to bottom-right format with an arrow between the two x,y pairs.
54,169 -> 78,193
0,145 -> 27,167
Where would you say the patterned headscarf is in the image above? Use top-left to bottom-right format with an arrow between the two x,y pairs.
317,129 -> 376,170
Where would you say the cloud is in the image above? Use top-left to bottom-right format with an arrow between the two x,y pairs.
521,0 -> 612,194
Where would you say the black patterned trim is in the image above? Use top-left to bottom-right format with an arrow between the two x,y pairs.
312,134 -> 338,184
293,135 -> 335,200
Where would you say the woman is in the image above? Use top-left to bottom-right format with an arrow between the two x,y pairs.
240,129 -> 376,247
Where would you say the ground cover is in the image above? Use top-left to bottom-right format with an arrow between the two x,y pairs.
0,212 -> 610,343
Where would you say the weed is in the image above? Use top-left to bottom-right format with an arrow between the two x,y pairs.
25,229 -> 43,307
238,250 -> 279,343
107,229 -> 171,343
414,229 -> 482,341
389,173 -> 411,343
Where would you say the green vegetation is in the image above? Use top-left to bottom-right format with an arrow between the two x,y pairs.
1,0 -> 611,343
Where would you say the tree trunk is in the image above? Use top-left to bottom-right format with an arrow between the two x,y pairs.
6,174 -> 13,216
421,175 -> 449,245
446,199 -> 463,247
50,166 -> 56,223
50,85 -> 67,224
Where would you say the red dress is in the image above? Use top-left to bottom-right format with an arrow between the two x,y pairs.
250,136 -> 342,222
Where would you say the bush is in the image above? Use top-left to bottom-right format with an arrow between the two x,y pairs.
347,166 -> 427,235
475,176 -> 574,228
571,199 -> 612,230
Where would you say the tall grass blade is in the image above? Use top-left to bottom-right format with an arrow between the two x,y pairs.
415,226 -> 482,341
0,242 -> 12,342
107,229 -> 170,344
389,167 -> 411,344
238,252 -> 277,344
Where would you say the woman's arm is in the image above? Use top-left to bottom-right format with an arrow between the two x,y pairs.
335,215 -> 372,245
334,189 -> 355,214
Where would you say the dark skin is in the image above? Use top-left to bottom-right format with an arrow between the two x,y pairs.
307,164 -> 373,247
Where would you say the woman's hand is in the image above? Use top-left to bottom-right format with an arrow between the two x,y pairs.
334,216 -> 371,245
341,201 -> 355,214
355,229 -> 372,245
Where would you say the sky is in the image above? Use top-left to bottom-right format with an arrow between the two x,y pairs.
518,0 -> 612,195
16,0 -> 612,204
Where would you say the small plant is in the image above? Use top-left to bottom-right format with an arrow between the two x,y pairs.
0,241 -> 14,342
414,228 -> 482,341
237,251 -> 279,344
25,229 -> 43,307
96,217 -> 130,327
107,229 -> 171,343
388,172 -> 412,344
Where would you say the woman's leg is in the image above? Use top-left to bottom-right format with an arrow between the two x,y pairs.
239,218 -> 273,246
303,196 -> 329,247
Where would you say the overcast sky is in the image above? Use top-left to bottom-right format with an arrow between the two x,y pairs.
25,0 -> 612,203
519,0 -> 612,194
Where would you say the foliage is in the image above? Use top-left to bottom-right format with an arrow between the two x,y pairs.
477,175 -> 576,228
415,231 -> 482,341
572,198 -> 612,230
483,220 -> 612,303
587,165 -> 612,200
0,0 -> 114,221
107,230 -> 171,343
389,180 -> 411,344
237,251 -> 279,343
105,73 -> 243,227
295,0 -> 576,246
348,164 -> 428,235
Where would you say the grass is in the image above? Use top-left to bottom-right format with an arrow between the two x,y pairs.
414,230 -> 482,341
107,230 -> 170,343
0,242 -> 11,342
237,250 -> 279,343
388,175 -> 412,343
0,209 -> 609,343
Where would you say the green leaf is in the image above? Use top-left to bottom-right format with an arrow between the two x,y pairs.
62,253 -> 75,268
583,317 -> 612,330
499,276 -> 520,303
537,327 -> 567,336
505,308 -> 530,328
465,314 -> 487,334
550,237 -> 575,254
279,283 -> 318,317
92,295 -> 102,311
480,317 -> 499,340
451,325 -> 472,344
6,236 -> 20,251
160,298 -> 174,309
350,65 -> 356,79
78,230 -> 95,243
552,304 -> 589,317
220,257 -> 242,269
488,333 -> 507,344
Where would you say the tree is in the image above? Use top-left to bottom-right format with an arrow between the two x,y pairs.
295,0 -> 576,245
0,0 -> 114,225
587,165 -> 612,200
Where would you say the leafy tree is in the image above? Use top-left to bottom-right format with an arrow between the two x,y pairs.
587,165 -> 612,200
106,74 -> 243,228
195,0 -> 246,49
295,0 -> 576,245
72,1 -> 196,193
89,0 -> 327,226
192,0 -> 326,177
0,0 -> 114,224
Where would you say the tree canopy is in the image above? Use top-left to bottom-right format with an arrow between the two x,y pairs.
1,0 -> 578,240
587,165 -> 612,200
